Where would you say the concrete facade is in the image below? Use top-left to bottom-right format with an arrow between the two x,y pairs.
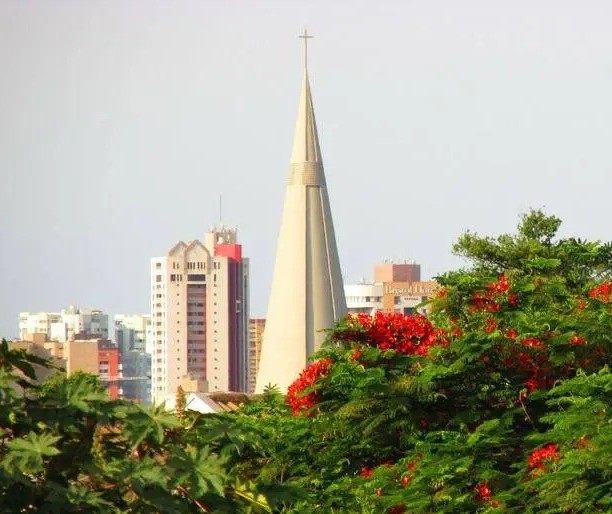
247,318 -> 265,393
151,227 -> 249,405
255,48 -> 346,392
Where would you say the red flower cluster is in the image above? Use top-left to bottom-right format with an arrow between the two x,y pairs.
342,312 -> 442,356
471,292 -> 501,313
494,335 -> 555,395
528,444 -> 560,471
471,274 -> 515,312
399,474 -> 412,487
474,481 -> 492,502
350,348 -> 363,361
286,358 -> 333,415
487,274 -> 510,294
359,467 -> 373,478
484,318 -> 497,334
521,337 -> 545,349
570,334 -> 586,346
589,282 -> 611,303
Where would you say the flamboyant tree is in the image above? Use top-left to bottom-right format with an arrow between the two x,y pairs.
226,210 -> 612,513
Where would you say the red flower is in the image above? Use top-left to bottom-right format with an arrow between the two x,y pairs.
506,329 -> 518,340
570,334 -> 586,346
350,348 -> 363,361
486,274 -> 510,294
340,312 -> 441,356
474,481 -> 492,502
487,301 -> 501,313
524,377 -> 541,392
359,467 -> 373,478
400,474 -> 413,487
521,337 -> 545,349
286,358 -> 333,415
528,444 -> 560,471
589,282 -> 611,302
508,293 -> 519,306
484,318 -> 497,334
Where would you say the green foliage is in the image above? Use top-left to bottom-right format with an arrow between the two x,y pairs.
222,210 -> 612,513
0,339 -> 289,512
3,210 -> 611,512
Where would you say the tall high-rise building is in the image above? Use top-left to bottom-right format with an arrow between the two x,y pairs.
256,33 -> 347,392
150,227 -> 249,404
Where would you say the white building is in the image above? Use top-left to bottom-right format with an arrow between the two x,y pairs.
344,282 -> 427,315
18,306 -> 109,342
114,314 -> 151,354
344,284 -> 384,315
150,227 -> 249,405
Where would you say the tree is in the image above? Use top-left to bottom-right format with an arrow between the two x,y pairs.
0,339 -> 285,512
226,210 -> 612,513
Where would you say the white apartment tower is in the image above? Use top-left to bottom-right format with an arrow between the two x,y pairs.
150,227 -> 249,404
255,33 -> 347,392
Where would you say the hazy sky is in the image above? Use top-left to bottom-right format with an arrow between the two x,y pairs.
1,1 -> 611,338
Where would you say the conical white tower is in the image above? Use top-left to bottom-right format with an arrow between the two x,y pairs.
255,31 -> 347,392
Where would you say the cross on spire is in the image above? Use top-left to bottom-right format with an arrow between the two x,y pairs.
298,28 -> 313,72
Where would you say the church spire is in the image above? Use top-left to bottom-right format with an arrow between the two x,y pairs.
255,32 -> 347,393
291,29 -> 321,167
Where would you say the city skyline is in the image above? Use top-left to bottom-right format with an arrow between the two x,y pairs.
2,1 -> 612,338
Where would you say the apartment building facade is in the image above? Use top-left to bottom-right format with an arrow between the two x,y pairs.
150,227 -> 249,405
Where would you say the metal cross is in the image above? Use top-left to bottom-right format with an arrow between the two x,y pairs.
298,28 -> 313,71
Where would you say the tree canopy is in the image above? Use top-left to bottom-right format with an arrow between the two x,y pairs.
1,210 -> 610,513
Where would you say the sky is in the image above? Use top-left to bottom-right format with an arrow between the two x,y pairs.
1,0 -> 611,338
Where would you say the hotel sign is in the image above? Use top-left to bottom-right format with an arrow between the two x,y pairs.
383,283 -> 437,296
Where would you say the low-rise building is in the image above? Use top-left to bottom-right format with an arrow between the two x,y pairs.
8,334 -> 120,399
345,261 -> 437,316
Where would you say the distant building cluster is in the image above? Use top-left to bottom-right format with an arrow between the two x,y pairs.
19,306 -> 109,342
13,310 -> 150,402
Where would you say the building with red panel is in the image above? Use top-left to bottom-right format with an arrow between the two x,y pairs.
150,227 -> 249,404
98,340 -> 120,399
